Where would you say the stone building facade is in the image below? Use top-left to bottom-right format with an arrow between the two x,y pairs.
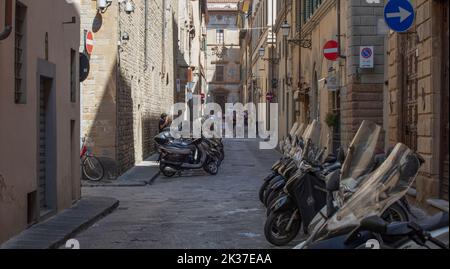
283,0 -> 387,150
241,0 -> 449,208
79,0 -> 178,177
387,0 -> 449,208
174,0 -> 208,105
206,0 -> 242,110
242,0 -> 277,127
0,0 -> 80,243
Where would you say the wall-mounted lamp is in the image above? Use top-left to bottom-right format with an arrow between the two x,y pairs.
258,46 -> 279,64
258,47 -> 265,58
281,21 -> 291,37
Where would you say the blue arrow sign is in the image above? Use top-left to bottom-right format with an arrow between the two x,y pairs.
384,0 -> 415,32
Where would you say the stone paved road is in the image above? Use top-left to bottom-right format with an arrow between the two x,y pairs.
74,139 -> 304,249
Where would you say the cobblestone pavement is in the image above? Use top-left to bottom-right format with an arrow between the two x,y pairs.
74,139 -> 305,249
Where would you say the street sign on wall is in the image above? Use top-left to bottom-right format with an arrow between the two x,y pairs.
326,74 -> 339,91
360,46 -> 374,68
323,40 -> 339,61
176,79 -> 181,93
79,53 -> 90,82
384,0 -> 415,32
85,31 -> 94,55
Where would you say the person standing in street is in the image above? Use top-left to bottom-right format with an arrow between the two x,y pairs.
159,113 -> 171,133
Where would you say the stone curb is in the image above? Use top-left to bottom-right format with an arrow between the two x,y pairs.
81,170 -> 160,187
0,196 -> 119,249
82,154 -> 161,187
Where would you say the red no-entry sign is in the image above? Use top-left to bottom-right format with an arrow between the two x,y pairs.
85,31 -> 94,55
323,40 -> 339,61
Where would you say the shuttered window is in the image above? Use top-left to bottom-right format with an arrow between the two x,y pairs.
215,66 -> 224,82
216,29 -> 224,44
70,49 -> 76,103
15,1 -> 27,104
303,0 -> 322,23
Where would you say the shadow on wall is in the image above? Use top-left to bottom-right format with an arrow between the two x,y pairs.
85,59 -> 171,179
83,57 -> 122,180
116,67 -> 136,176
173,13 -> 189,105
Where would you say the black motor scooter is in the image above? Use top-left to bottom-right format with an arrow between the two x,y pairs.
154,132 -> 220,177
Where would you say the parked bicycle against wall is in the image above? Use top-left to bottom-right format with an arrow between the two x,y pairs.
80,136 -> 104,181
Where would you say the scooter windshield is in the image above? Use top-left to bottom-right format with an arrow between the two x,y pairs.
302,120 -> 321,162
290,122 -> 300,138
295,123 -> 306,139
302,120 -> 320,145
340,120 -> 382,190
313,143 -> 421,241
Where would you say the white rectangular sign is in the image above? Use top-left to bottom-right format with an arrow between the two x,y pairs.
360,46 -> 374,68
176,79 -> 181,93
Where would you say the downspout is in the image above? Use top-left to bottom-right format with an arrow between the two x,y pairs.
144,0 -> 148,70
337,0 -> 345,59
0,0 -> 13,40
116,1 -> 121,173
298,0 -> 303,123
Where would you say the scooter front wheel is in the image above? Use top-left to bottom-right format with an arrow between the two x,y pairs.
204,160 -> 219,175
264,211 -> 301,246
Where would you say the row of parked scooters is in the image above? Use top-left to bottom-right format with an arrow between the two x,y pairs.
154,128 -> 224,177
260,120 -> 449,249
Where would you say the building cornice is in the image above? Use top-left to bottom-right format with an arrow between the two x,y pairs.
209,81 -> 241,85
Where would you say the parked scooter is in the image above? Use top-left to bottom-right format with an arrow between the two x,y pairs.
264,120 -> 413,246
259,123 -> 309,204
263,121 -> 344,245
154,129 -> 223,177
263,121 -> 344,209
295,142 -> 432,249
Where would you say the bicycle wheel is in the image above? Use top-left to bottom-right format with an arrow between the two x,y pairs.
83,156 -> 105,181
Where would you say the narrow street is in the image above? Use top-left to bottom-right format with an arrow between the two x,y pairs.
74,140 -> 300,249
1,0 -> 448,253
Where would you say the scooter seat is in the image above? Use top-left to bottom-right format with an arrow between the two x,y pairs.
160,143 -> 195,155
416,212 -> 449,232
170,141 -> 193,147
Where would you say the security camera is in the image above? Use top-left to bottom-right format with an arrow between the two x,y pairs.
97,0 -> 113,12
125,1 -> 135,13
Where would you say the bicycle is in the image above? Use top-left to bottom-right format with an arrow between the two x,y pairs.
80,137 -> 105,181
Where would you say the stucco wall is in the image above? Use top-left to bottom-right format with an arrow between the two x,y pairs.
0,0 -> 80,243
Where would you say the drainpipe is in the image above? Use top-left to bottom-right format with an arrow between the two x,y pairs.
296,0 -> 301,123
144,0 -> 148,70
0,0 -> 13,40
337,0 -> 345,59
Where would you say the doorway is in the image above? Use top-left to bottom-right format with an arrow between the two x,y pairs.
400,29 -> 418,152
38,76 -> 56,217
